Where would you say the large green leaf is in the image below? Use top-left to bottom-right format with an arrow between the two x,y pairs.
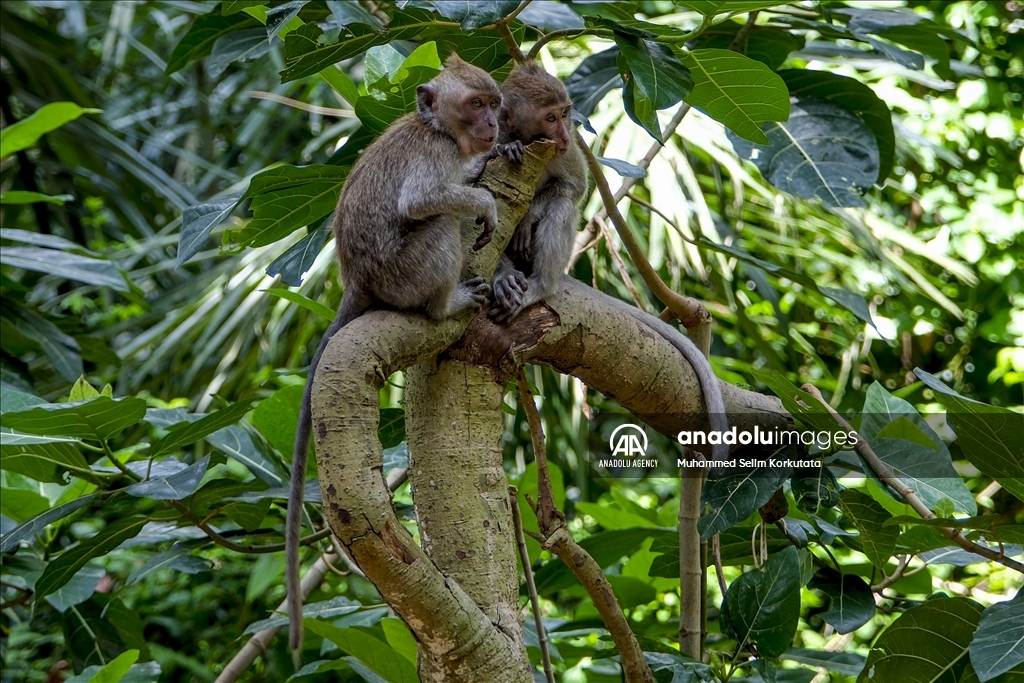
782,648 -> 866,677
970,593 -> 1024,682
615,35 -> 693,109
689,25 -> 804,70
279,8 -> 435,83
681,48 -> 789,145
166,9 -> 258,74
914,369 -> 1024,502
0,247 -> 131,292
779,70 -> 894,182
177,196 -> 241,265
2,397 -> 147,441
725,545 -> 803,658
304,620 -> 419,683
729,98 -> 879,208
0,191 -> 74,205
231,165 -> 347,247
565,47 -> 622,118
35,516 -> 148,599
699,460 -> 792,539
838,489 -> 899,568
808,569 -> 874,634
250,384 -> 304,457
265,212 -> 332,287
416,0 -> 519,30
150,398 -> 257,457
0,102 -> 101,156
859,597 -> 983,683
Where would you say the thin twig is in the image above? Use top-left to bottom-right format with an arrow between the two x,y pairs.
576,130 -> 712,331
505,0 -> 533,23
511,490 -> 556,683
517,373 -> 655,683
728,11 -> 760,52
496,21 -> 526,62
802,384 -> 1024,574
595,215 -> 646,309
872,554 -> 911,592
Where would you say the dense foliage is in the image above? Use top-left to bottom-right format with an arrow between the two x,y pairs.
1,1 -> 1022,682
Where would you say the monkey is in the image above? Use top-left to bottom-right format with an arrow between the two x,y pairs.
286,54 -> 503,658
488,61 -> 588,325
490,61 -> 730,462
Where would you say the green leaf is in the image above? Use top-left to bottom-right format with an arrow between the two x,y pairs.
262,289 -> 335,322
0,246 -> 131,292
700,460 -> 792,539
859,597 -> 983,683
325,0 -> 384,31
280,9 -> 437,83
970,594 -> 1024,682
127,545 -> 214,585
914,369 -> 1024,502
675,1 -> 791,17
2,396 -> 148,441
265,213 -> 332,287
437,32 -> 515,72
689,25 -> 804,71
681,48 -> 789,145
615,34 -> 693,110
779,69 -> 894,182
320,66 -> 360,105
124,456 -> 211,500
243,596 -> 361,634
0,191 -> 74,205
0,102 -> 101,156
381,618 -> 418,664
0,494 -> 97,553
44,564 -> 105,613
355,65 -> 442,134
207,425 -> 283,486
782,648 -> 866,677
35,516 -> 148,598
223,1 -> 265,15
232,165 -> 347,247
85,649 -> 139,683
725,546 -> 803,657
378,408 -> 405,449
250,384 -> 304,457
207,27 -> 272,77
177,196 -> 241,265
750,368 -> 850,435
534,528 -> 673,595
304,620 -> 419,683
166,10 -> 257,74
417,0 -> 520,30
808,569 -> 875,634
838,489 -> 899,568
565,47 -> 623,118
622,77 -> 663,143
729,98 -> 879,208
150,398 -> 257,457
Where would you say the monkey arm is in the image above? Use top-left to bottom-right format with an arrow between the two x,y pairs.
397,175 -> 496,225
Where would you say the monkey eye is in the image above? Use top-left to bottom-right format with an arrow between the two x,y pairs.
490,99 -> 500,109
546,114 -> 557,123
471,98 -> 484,108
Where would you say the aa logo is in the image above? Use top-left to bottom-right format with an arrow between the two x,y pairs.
609,424 -> 648,458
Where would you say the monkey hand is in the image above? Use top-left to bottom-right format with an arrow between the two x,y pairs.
490,269 -> 528,319
509,222 -> 532,262
472,196 -> 499,251
495,140 -> 525,165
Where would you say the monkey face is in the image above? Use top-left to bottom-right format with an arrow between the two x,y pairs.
458,93 -> 501,155
543,104 -> 572,155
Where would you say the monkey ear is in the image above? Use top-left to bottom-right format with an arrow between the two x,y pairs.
417,84 -> 436,115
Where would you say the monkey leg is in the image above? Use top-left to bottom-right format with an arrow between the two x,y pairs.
380,218 -> 489,319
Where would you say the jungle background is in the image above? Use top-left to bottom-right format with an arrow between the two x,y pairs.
1,1 -> 1022,682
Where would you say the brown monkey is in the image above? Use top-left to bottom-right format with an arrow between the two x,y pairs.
287,54 -> 502,657
492,62 -> 729,461
488,61 -> 588,323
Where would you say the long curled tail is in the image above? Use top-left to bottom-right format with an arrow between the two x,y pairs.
286,292 -> 367,660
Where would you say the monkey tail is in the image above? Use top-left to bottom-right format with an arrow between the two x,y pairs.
287,292 -> 367,659
591,283 -> 729,462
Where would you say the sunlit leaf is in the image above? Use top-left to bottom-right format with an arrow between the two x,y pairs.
0,102 -> 101,156
35,516 -> 148,598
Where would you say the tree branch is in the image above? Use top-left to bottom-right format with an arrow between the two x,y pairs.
802,384 -> 1024,574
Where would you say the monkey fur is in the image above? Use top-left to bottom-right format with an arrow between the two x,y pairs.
492,61 -> 729,461
287,54 -> 503,657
